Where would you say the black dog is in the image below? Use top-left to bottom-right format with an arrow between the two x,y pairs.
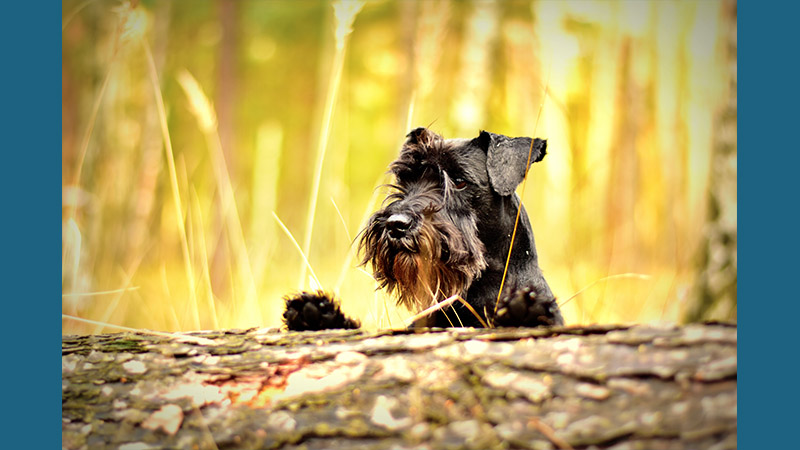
283,128 -> 563,330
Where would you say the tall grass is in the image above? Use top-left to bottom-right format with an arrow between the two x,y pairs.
62,0 -> 735,335
144,41 -> 200,329
298,0 -> 365,290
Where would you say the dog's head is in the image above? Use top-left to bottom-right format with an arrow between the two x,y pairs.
358,127 -> 547,312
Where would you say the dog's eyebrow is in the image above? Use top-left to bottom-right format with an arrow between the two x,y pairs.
440,162 -> 469,182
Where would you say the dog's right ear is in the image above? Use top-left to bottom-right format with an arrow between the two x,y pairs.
477,131 -> 547,196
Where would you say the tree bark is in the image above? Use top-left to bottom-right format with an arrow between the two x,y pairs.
63,323 -> 736,450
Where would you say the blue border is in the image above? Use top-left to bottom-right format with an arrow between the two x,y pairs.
739,1 -> 799,448
2,2 -> 60,448
4,2 -> 788,449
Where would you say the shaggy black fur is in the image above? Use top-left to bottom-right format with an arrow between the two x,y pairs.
492,284 -> 563,328
283,128 -> 564,330
282,291 -> 360,331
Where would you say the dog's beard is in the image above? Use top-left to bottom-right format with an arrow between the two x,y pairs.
360,213 -> 487,313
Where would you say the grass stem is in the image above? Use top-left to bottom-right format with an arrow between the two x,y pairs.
142,39 -> 200,330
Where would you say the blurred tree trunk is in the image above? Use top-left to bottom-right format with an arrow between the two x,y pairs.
685,0 -> 737,322
217,0 -> 237,164
399,0 -> 416,126
62,61 -> 77,184
601,37 -> 642,319
450,1 -> 499,137
126,0 -> 171,267
211,0 -> 239,300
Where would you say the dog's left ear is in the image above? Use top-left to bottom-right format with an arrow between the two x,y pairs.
476,131 -> 547,196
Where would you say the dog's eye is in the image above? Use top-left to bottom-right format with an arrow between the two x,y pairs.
453,178 -> 468,190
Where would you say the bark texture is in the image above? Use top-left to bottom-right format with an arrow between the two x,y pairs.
63,323 -> 736,450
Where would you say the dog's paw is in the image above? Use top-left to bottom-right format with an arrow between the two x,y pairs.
491,285 -> 564,328
282,291 -> 361,331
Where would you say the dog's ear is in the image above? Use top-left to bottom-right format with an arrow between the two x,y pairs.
478,131 -> 547,196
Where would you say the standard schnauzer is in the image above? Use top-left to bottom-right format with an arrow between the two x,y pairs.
283,127 -> 563,330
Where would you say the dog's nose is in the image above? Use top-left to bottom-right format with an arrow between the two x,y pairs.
386,213 -> 413,238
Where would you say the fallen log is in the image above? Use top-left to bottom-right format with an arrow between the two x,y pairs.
62,322 -> 736,450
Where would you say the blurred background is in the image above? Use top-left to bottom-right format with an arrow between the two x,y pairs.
62,0 -> 737,334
